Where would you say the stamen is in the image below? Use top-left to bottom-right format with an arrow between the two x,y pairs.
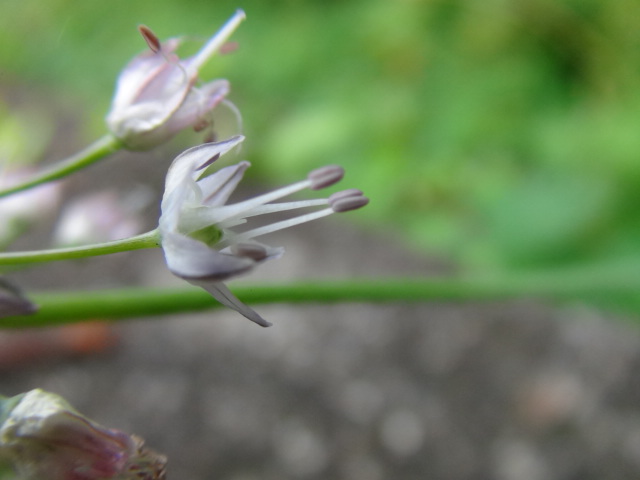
329,189 -> 363,202
226,208 -> 335,244
190,9 -> 246,73
230,243 -> 268,261
138,25 -> 162,53
308,165 -> 344,190
211,179 -> 312,222
240,199 -> 328,217
329,189 -> 369,212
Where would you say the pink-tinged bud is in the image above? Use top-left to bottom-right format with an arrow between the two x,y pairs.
106,10 -> 245,150
0,167 -> 62,244
0,389 -> 166,480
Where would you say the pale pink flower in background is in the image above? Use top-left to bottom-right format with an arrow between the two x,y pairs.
106,10 -> 245,150
53,190 -> 150,246
159,136 -> 369,327
0,389 -> 166,480
0,167 -> 62,244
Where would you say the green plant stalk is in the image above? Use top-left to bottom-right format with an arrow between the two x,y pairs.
0,134 -> 123,198
0,230 -> 160,266
2,269 -> 639,328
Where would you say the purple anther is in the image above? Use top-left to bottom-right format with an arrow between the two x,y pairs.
138,25 -> 162,53
329,190 -> 369,212
308,165 -> 344,190
328,189 -> 363,203
231,243 -> 269,261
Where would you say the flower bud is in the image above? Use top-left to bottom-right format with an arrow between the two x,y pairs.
0,389 -> 166,480
106,10 -> 245,150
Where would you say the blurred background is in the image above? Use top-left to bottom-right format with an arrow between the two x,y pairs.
3,0 -> 640,479
2,0 -> 639,270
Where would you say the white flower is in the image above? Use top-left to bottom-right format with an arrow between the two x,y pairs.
0,389 -> 166,480
159,136 -> 369,327
106,10 -> 245,150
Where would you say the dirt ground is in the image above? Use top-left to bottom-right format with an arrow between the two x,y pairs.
3,132 -> 640,480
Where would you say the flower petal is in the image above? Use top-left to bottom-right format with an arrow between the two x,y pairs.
160,79 -> 230,137
199,160 -> 250,207
160,136 -> 245,232
162,231 -> 255,280
163,136 -> 245,198
106,39 -> 201,150
189,280 -> 271,327
108,38 -> 181,113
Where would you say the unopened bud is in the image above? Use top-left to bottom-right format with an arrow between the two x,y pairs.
0,389 -> 166,480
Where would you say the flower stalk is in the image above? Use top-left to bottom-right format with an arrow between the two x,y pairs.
0,230 -> 160,267
0,135 -> 122,199
1,265 -> 639,328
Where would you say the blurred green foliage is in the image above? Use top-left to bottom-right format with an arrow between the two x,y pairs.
2,0 -> 640,271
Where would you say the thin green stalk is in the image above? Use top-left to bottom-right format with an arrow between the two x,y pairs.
2,269 -> 640,328
0,134 -> 123,198
0,230 -> 160,267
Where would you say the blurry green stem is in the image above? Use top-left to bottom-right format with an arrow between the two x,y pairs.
0,134 -> 123,198
2,266 -> 640,327
0,230 -> 160,266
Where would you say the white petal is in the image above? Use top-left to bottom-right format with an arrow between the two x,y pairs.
161,79 -> 230,135
163,136 -> 245,197
162,231 -> 255,280
110,38 -> 182,107
108,48 -> 171,113
160,136 -> 245,230
106,38 -> 198,150
198,161 -> 250,207
189,280 -> 271,327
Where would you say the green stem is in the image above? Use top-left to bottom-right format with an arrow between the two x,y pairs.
2,269 -> 639,328
0,230 -> 160,266
0,134 -> 123,198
